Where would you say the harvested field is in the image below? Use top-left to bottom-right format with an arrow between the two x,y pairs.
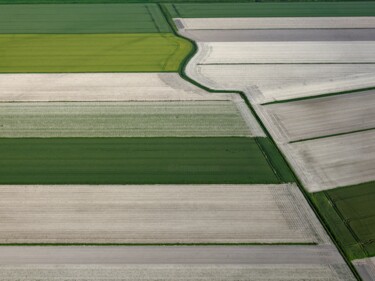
0,137 -> 279,184
354,257 -> 375,281
186,58 -> 375,104
166,2 -> 375,18
0,4 -> 170,33
0,34 -> 191,72
176,17 -> 375,30
284,130 -> 375,192
260,90 -> 375,142
0,184 -> 325,243
0,73 -> 231,102
197,42 -> 375,64
0,101 -> 253,138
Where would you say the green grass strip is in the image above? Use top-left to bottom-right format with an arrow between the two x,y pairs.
165,1 -> 375,18
0,34 -> 192,73
0,4 -> 170,34
0,137 -> 279,185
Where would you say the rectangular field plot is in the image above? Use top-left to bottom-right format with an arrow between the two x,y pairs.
187,63 -> 375,104
0,184 -> 325,244
0,101 -> 251,138
323,182 -> 375,257
166,2 -> 375,18
0,34 -> 191,72
261,90 -> 375,142
0,245 -> 355,280
0,4 -> 170,33
286,130 -> 375,192
199,42 -> 375,64
0,138 -> 279,184
0,73 -> 231,102
354,257 -> 375,281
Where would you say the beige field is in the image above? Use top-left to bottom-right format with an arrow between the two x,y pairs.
0,184 -> 327,244
199,42 -> 375,64
284,130 -> 375,192
260,90 -> 375,142
177,17 -> 375,30
187,62 -> 375,104
0,73 -> 231,102
353,257 -> 375,281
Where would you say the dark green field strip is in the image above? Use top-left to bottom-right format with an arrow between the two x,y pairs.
0,4 -> 170,34
256,138 -> 295,183
0,34 -> 191,72
0,137 -> 279,184
165,1 -> 375,18
312,181 -> 375,260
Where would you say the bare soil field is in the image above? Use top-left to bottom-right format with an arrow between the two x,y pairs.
0,73 -> 231,102
176,17 -> 375,30
0,184 -> 327,244
260,90 -> 375,142
0,245 -> 355,280
354,257 -> 375,281
284,130 -> 375,192
0,101 -> 254,138
186,62 -> 375,104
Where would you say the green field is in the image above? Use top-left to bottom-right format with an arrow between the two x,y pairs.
312,181 -> 375,260
0,101 -> 250,138
165,2 -> 375,18
0,4 -> 170,33
0,34 -> 191,72
0,137 -> 279,184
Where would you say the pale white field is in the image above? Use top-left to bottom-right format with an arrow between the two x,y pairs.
176,17 -> 375,30
199,42 -> 375,64
284,130 -> 375,192
186,62 -> 375,104
260,90 -> 375,142
353,257 -> 375,281
0,101 -> 256,137
0,264 -> 355,281
0,73 -> 231,102
0,184 -> 328,244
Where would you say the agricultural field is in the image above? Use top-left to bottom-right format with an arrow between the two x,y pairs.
0,101 -> 253,138
0,4 -> 170,33
314,182 -> 375,258
0,73 -> 231,102
354,257 -> 375,281
0,34 -> 191,72
0,246 -> 355,281
260,90 -> 375,143
0,184 -> 326,244
0,137 -> 279,184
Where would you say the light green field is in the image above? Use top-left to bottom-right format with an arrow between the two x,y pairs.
0,34 -> 192,73
0,101 -> 250,137
0,4 -> 170,33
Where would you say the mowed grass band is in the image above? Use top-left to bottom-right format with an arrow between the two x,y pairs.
0,137 -> 279,185
0,34 -> 192,72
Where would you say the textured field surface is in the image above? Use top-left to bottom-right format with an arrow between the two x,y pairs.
285,130 -> 375,192
177,17 -> 375,30
0,101 -> 252,138
322,182 -> 375,257
0,138 -> 279,184
0,245 -> 355,280
166,2 -> 375,18
261,90 -> 375,142
187,63 -> 375,104
0,4 -> 169,33
197,42 -> 375,64
0,184 -> 324,244
354,257 -> 375,281
0,73 -> 231,102
0,34 -> 191,72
